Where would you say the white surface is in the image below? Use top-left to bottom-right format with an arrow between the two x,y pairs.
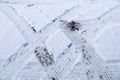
0,11 -> 26,59
46,29 -> 71,61
0,0 -> 120,80
94,26 -> 120,61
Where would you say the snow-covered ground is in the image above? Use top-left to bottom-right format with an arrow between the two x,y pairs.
0,10 -> 26,59
0,0 -> 120,80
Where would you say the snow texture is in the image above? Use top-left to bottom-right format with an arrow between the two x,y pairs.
0,0 -> 120,80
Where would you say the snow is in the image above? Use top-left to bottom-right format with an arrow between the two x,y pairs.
0,10 -> 26,59
0,0 -> 120,80
46,29 -> 71,61
93,26 -> 120,61
11,1 -> 79,31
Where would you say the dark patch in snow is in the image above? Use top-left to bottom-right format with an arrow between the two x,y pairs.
68,43 -> 72,48
27,4 -> 34,7
23,43 -> 28,47
86,70 -> 94,79
81,45 -> 92,65
98,17 -> 101,20
81,30 -> 87,34
31,27 -> 36,33
34,46 -> 54,66
52,18 -> 57,22
51,77 -> 56,80
67,21 -> 79,31
99,75 -> 103,79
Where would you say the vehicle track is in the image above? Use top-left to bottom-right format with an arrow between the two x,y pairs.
0,0 -> 120,80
